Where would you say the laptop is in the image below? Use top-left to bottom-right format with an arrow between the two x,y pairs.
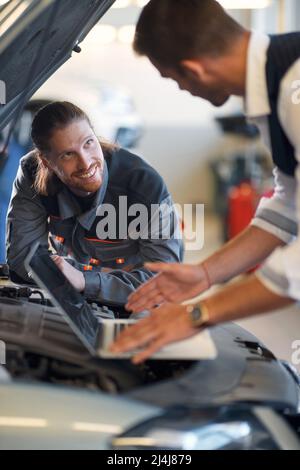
24,243 -> 217,360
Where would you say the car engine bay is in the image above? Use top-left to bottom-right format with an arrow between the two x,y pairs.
0,283 -> 195,393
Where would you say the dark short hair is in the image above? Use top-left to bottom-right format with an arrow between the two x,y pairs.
134,0 -> 244,68
31,101 -> 115,195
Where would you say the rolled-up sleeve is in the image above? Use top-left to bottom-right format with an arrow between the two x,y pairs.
256,164 -> 300,299
251,166 -> 297,243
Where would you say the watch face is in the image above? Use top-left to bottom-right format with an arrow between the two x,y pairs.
189,303 -> 210,329
191,305 -> 203,325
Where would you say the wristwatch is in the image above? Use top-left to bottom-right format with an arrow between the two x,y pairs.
187,302 -> 210,329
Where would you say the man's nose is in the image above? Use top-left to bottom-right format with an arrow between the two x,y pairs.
76,151 -> 91,170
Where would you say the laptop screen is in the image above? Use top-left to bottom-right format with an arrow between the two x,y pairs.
26,244 -> 99,354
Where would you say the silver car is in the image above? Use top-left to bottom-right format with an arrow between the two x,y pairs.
0,0 -> 300,450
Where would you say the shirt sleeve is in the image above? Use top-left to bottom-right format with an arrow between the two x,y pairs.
256,58 -> 300,299
6,159 -> 49,282
251,166 -> 298,243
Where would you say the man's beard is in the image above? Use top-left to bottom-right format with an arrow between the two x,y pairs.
60,161 -> 103,195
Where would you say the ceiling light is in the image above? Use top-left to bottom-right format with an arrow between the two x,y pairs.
0,2 -> 29,37
218,0 -> 272,9
135,0 -> 149,7
96,25 -> 117,45
118,24 -> 135,44
112,0 -> 131,8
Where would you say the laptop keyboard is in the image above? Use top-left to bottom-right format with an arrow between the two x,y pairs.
112,322 -> 129,339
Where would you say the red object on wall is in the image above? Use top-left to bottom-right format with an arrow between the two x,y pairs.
227,182 -> 258,240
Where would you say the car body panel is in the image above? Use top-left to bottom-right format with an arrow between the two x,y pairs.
0,379 -> 161,450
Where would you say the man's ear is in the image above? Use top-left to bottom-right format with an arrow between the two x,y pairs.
180,59 -> 206,80
39,154 -> 52,170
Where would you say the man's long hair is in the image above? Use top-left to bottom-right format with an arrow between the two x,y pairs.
31,101 -> 116,196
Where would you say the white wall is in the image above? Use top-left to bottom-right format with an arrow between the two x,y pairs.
252,0 -> 300,33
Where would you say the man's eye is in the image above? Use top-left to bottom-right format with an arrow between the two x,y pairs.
61,152 -> 74,160
86,138 -> 94,145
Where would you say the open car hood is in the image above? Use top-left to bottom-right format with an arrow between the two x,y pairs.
0,0 -> 116,131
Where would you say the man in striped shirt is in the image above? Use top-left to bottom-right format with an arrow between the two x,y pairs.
112,0 -> 300,363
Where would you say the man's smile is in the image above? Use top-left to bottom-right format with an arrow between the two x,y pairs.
74,163 -> 99,180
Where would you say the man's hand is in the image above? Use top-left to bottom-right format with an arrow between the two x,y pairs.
126,262 -> 209,313
51,255 -> 85,292
110,302 -> 199,364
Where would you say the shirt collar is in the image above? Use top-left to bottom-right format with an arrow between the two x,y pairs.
57,159 -> 109,230
245,31 -> 271,118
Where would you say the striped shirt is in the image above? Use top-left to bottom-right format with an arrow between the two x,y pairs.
245,32 -> 300,299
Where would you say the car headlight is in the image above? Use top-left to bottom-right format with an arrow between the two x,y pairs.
111,405 -> 300,450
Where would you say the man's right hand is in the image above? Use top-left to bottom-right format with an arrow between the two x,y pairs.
126,262 -> 211,313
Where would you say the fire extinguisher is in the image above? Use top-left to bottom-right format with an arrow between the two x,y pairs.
227,182 -> 258,240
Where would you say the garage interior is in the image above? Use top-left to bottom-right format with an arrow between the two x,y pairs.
1,0 -> 300,452
28,0 -> 300,371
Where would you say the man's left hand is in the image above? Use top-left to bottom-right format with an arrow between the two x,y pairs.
110,302 -> 199,364
51,255 -> 85,292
